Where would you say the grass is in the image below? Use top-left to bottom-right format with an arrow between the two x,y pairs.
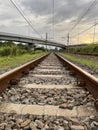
67,44 -> 98,54
59,52 -> 98,69
0,52 -> 46,73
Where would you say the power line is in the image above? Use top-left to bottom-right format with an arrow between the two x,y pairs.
71,21 -> 98,38
93,19 -> 96,43
69,0 -> 98,33
52,0 -> 55,39
9,0 -> 42,38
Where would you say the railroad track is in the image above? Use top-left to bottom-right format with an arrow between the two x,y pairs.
72,52 -> 98,56
0,53 -> 98,130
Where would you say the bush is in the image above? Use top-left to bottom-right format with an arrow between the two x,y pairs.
0,42 -> 30,56
67,44 -> 98,54
0,46 -> 11,56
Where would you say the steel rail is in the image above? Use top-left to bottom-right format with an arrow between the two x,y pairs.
56,53 -> 98,109
0,53 -> 49,93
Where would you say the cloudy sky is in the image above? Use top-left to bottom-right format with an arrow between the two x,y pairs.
0,0 -> 98,44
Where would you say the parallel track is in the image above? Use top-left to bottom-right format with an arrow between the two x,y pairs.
72,52 -> 98,56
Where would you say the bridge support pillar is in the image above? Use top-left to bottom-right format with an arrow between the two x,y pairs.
27,43 -> 34,49
27,43 -> 35,53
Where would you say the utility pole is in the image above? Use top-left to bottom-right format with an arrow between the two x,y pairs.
67,33 -> 69,52
46,32 -> 48,51
53,0 -> 55,40
93,19 -> 96,44
77,27 -> 80,44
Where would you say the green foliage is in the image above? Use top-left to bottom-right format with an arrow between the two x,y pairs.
60,53 -> 98,69
0,41 -> 47,57
67,44 -> 98,54
0,52 -> 46,73
0,41 -> 31,56
0,41 -> 14,47
0,46 -> 11,56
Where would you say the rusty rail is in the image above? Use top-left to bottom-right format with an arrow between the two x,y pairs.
0,53 -> 49,93
72,52 -> 98,56
56,53 -> 98,109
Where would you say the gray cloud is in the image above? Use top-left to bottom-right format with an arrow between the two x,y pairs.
0,0 -> 98,43
21,0 -> 98,26
21,0 -> 53,16
0,1 -> 22,21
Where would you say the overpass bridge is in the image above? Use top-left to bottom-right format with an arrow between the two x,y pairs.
0,32 -> 66,49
